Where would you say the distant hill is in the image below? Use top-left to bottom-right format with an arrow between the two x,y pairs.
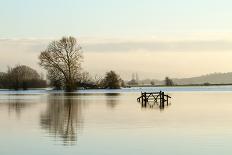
133,72 -> 232,85
172,72 -> 232,85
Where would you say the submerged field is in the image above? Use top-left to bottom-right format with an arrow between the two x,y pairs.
0,86 -> 232,155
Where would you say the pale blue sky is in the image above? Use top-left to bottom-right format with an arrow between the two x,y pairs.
1,0 -> 232,38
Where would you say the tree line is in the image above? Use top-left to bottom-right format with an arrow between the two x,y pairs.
0,36 -> 174,91
0,65 -> 124,91
49,69 -> 125,90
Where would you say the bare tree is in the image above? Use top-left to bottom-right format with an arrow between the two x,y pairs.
151,80 -> 155,86
164,76 -> 174,86
39,36 -> 83,92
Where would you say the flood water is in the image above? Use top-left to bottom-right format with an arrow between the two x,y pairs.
1,86 -> 232,155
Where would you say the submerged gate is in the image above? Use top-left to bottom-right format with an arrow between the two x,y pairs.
137,91 -> 171,108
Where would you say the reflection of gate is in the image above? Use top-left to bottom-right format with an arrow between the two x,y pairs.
137,91 -> 171,108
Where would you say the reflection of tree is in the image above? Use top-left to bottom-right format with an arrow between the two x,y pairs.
40,94 -> 84,145
4,96 -> 33,118
8,101 -> 28,117
0,95 -> 41,119
105,93 -> 120,109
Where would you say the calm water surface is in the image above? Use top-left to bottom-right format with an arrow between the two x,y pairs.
1,86 -> 232,155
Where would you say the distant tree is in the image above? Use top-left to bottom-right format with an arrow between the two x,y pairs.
76,72 -> 98,89
39,36 -> 83,92
120,79 -> 126,87
150,80 -> 155,86
127,79 -> 138,86
164,77 -> 174,86
93,75 -> 104,88
102,71 -> 121,89
78,72 -> 92,85
203,82 -> 211,86
6,65 -> 46,90
0,72 -> 7,88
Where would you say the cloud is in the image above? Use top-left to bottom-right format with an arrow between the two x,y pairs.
83,40 -> 232,52
2,37 -> 232,54
0,38 -> 49,53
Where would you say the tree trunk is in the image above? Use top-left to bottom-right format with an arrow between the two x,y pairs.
65,80 -> 76,92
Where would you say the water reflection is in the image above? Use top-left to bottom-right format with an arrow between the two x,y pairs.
40,94 -> 84,145
0,95 -> 34,118
8,101 -> 29,118
140,100 -> 171,110
105,93 -> 120,109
